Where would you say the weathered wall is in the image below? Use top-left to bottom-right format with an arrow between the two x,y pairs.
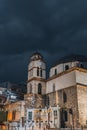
77,84 -> 87,126
58,86 -> 79,128
47,85 -> 79,128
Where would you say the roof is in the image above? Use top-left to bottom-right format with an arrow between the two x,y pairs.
30,51 -> 44,61
31,51 -> 43,58
52,54 -> 87,67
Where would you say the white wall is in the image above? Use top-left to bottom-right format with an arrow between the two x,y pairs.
50,61 -> 79,77
46,71 -> 76,94
76,70 -> 87,85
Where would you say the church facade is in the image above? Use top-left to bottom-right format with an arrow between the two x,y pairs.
24,52 -> 87,129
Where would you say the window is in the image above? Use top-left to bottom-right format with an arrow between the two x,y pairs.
63,92 -> 67,103
38,83 -> 42,94
53,84 -> 55,92
30,84 -> 32,94
37,68 -> 39,76
63,110 -> 68,121
28,112 -> 32,121
54,69 -> 57,75
54,110 -> 57,117
65,65 -> 69,70
40,69 -> 42,77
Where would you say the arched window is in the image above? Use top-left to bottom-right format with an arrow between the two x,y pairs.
38,83 -> 42,94
55,69 -> 57,75
63,92 -> 67,103
37,68 -> 39,76
40,69 -> 42,77
63,110 -> 68,121
30,84 -> 32,94
65,65 -> 69,70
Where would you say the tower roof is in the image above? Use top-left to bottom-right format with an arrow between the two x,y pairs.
30,51 -> 44,61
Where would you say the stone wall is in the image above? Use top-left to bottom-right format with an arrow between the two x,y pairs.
77,84 -> 87,127
58,85 -> 79,128
48,85 -> 79,128
47,92 -> 56,107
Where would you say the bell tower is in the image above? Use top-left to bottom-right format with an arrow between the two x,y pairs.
27,52 -> 46,95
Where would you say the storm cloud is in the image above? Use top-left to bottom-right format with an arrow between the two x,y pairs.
0,0 -> 87,82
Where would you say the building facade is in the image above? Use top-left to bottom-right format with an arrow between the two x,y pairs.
25,53 -> 87,129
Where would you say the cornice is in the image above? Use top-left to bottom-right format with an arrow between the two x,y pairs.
47,67 -> 87,82
27,77 -> 46,83
27,67 -> 87,83
28,67 -> 45,72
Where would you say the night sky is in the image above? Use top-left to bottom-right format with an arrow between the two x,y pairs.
0,0 -> 87,83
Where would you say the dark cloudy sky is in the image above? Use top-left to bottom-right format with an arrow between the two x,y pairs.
0,0 -> 87,83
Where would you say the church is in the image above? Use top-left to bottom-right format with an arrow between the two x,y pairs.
2,52 -> 87,130
24,52 -> 87,129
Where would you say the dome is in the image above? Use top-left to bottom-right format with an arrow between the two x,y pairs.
53,54 -> 87,67
30,52 -> 44,61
